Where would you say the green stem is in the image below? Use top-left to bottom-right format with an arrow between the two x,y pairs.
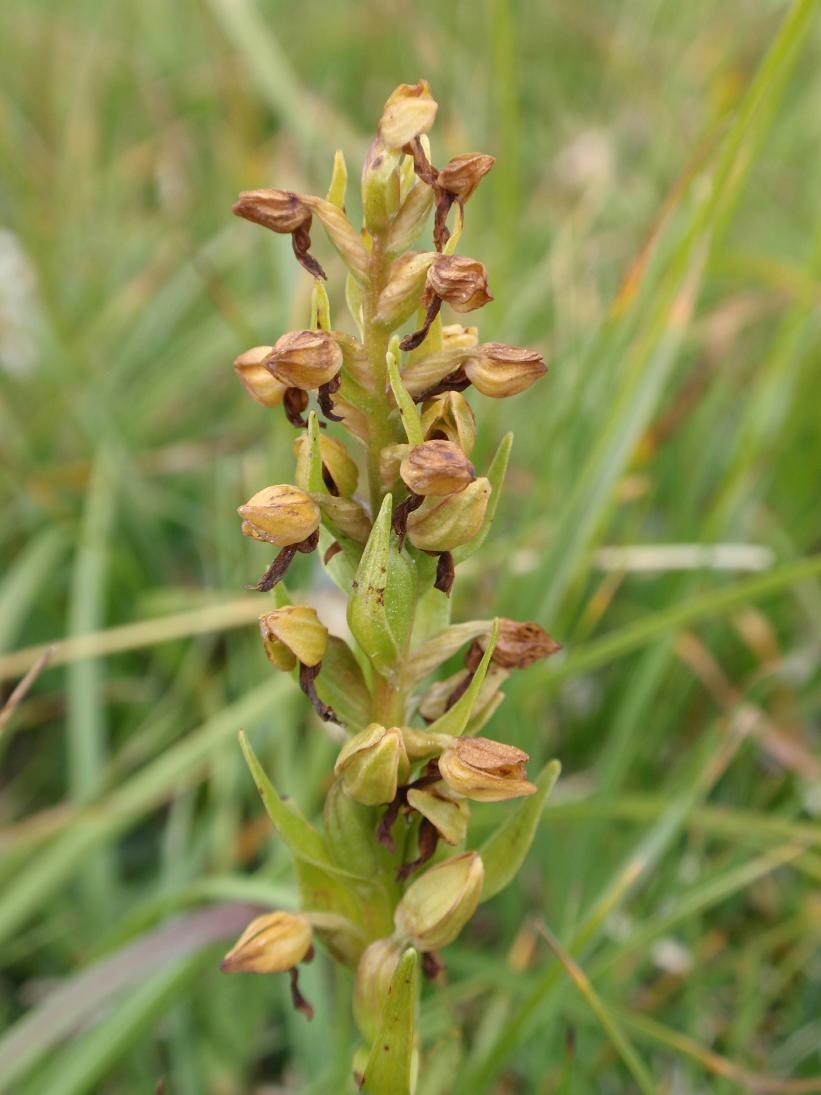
363,236 -> 396,518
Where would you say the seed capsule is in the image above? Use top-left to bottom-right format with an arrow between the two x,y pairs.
406,476 -> 490,551
438,737 -> 537,802
232,189 -> 311,233
464,343 -> 547,398
394,851 -> 484,950
437,153 -> 496,202
264,329 -> 343,390
421,391 -> 477,454
379,80 -> 438,149
238,484 -> 320,547
427,255 -> 493,313
234,345 -> 288,408
334,724 -> 410,806
259,606 -> 328,671
400,440 -> 475,496
220,911 -> 312,974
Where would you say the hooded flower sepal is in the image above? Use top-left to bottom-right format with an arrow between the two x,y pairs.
238,484 -> 321,592
465,617 -> 562,670
220,911 -> 316,1018
437,736 -> 537,802
394,850 -> 484,951
400,255 -> 492,351
233,345 -> 288,408
233,188 -> 325,280
334,724 -> 410,806
404,137 -> 495,251
259,606 -> 342,725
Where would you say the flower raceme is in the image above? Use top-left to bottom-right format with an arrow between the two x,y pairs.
223,80 -> 560,1094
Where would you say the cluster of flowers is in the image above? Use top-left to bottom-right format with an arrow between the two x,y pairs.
222,81 -> 558,1088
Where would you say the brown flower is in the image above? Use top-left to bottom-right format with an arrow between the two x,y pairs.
234,345 -> 288,408
464,343 -> 547,398
438,737 -> 537,802
400,440 -> 475,496
232,189 -> 311,233
237,484 -> 320,547
466,618 -> 561,670
437,153 -> 496,202
428,255 -> 493,313
264,330 -> 343,390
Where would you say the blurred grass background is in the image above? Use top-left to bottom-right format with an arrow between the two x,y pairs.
1,0 -> 819,1091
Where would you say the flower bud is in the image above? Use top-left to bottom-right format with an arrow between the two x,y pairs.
293,432 -> 358,497
334,724 -> 410,806
232,189 -> 311,233
406,784 -> 469,846
353,937 -> 404,1041
441,323 -> 479,350
375,251 -> 436,329
469,618 -> 561,670
427,255 -> 492,313
312,493 -> 372,544
259,605 -> 328,671
234,345 -> 288,408
394,851 -> 484,950
238,484 -> 320,547
464,342 -> 547,398
379,80 -> 438,150
399,440 -> 475,496
437,153 -> 496,202
361,138 -> 401,233
438,737 -> 537,802
406,476 -> 490,551
265,329 -> 343,390
421,392 -> 477,454
220,911 -> 312,974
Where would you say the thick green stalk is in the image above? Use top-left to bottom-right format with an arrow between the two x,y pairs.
363,234 -> 413,730
362,236 -> 395,519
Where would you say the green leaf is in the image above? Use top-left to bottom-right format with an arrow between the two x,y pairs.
453,433 -> 512,563
360,947 -> 418,1095
387,346 -> 423,445
314,636 -> 372,731
310,280 -> 332,331
479,760 -> 561,902
426,620 -> 499,737
348,495 -> 417,678
326,147 -> 348,208
240,731 -> 373,885
306,411 -> 325,492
